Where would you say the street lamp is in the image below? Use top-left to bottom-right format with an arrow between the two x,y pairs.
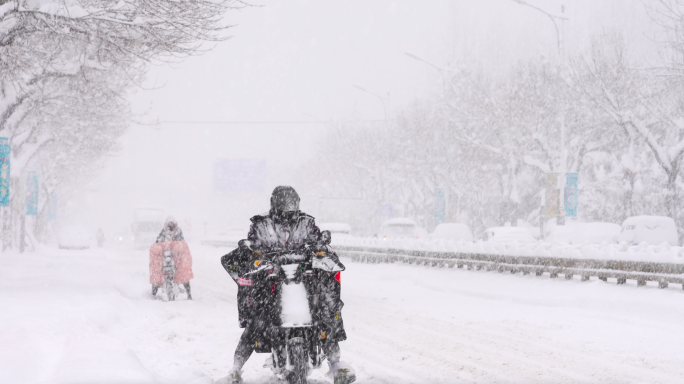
510,0 -> 568,56
404,52 -> 451,94
352,84 -> 389,122
511,1 -> 571,228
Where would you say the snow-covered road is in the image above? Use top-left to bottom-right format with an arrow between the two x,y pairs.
2,244 -> 684,383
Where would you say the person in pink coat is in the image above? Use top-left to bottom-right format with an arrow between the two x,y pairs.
149,217 -> 194,299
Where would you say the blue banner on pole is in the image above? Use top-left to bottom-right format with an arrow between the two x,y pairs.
0,138 -> 9,207
434,187 -> 446,223
26,171 -> 39,216
565,173 -> 578,217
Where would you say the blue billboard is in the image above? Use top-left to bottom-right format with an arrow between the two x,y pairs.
213,159 -> 267,194
0,138 -> 9,207
565,173 -> 578,217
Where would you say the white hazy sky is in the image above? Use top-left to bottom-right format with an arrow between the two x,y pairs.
68,0 -> 659,235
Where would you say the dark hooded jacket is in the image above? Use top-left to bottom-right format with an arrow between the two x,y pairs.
247,210 -> 321,251
221,209 -> 347,341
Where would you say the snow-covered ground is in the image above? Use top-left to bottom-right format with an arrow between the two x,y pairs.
2,244 -> 684,383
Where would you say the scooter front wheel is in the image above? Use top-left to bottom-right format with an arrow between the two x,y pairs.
286,337 -> 308,384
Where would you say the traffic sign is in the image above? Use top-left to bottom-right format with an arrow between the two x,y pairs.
565,173 -> 578,217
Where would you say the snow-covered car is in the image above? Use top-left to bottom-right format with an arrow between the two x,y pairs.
58,226 -> 92,249
318,223 -> 352,237
381,218 -> 419,239
546,222 -> 621,245
617,216 -> 679,246
481,227 -> 536,243
430,223 -> 473,242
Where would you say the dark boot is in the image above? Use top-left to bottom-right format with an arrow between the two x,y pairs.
184,282 -> 192,300
151,285 -> 159,298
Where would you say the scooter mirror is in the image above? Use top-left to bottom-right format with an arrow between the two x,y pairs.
238,239 -> 252,251
320,230 -> 331,245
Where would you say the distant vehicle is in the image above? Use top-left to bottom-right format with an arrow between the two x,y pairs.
380,218 -> 421,239
547,222 -> 621,245
58,225 -> 92,249
430,223 -> 474,242
132,208 -> 165,249
617,215 -> 679,246
481,227 -> 536,243
318,223 -> 352,237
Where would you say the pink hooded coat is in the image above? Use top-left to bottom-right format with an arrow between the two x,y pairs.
149,217 -> 194,285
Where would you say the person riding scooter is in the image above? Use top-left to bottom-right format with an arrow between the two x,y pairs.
149,217 -> 194,299
220,186 -> 355,384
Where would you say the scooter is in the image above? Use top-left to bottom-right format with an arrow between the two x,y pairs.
158,248 -> 190,301
229,232 -> 343,384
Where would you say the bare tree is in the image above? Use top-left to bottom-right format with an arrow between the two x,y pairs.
0,0 -> 241,248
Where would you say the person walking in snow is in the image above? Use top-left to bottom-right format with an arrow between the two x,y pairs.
96,228 -> 105,248
149,217 -> 194,299
220,186 -> 355,384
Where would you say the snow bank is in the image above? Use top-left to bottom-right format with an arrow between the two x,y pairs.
546,222 -> 621,245
331,236 -> 684,264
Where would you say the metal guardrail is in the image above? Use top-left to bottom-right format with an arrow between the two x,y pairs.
201,240 -> 684,289
333,245 -> 684,289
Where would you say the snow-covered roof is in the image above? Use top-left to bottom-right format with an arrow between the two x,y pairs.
619,215 -> 679,246
622,215 -> 676,227
547,222 -> 621,245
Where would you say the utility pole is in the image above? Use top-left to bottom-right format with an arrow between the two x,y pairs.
558,4 -> 568,225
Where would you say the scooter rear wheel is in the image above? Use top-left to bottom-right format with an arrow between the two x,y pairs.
166,281 -> 175,301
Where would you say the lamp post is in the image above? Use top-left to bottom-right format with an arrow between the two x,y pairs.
511,1 -> 570,227
404,52 -> 457,100
510,0 -> 568,56
352,84 -> 389,122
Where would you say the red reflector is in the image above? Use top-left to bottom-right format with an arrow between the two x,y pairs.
334,271 -> 341,283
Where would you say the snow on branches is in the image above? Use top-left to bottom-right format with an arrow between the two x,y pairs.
0,0 -> 239,247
